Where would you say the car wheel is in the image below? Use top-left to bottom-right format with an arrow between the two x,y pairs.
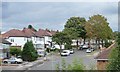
15,61 -> 18,64
4,61 -> 8,64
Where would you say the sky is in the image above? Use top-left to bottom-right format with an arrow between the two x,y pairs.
0,1 -> 118,32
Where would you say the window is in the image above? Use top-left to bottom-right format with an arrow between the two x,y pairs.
11,39 -> 14,42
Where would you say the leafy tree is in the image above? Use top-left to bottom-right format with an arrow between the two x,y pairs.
64,17 -> 86,48
107,33 -> 120,71
10,47 -> 22,56
52,32 -> 72,54
28,25 -> 37,32
85,14 -> 113,47
21,41 -> 38,62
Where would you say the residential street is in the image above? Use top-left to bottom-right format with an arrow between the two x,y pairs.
30,49 -> 99,70
1,49 -> 99,71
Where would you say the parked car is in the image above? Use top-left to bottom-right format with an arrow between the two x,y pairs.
80,44 -> 89,50
17,56 -> 22,58
3,57 -> 23,64
61,50 -> 70,56
86,49 -> 92,53
70,49 -> 74,54
50,46 -> 56,50
83,44 -> 89,48
79,45 -> 84,50
91,48 -> 95,51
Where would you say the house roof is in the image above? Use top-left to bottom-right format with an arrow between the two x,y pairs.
50,30 -> 57,35
95,43 -> 115,60
2,28 -> 57,38
2,29 -> 26,38
22,28 -> 36,37
35,29 -> 52,37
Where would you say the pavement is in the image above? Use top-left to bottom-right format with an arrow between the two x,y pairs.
1,57 -> 44,70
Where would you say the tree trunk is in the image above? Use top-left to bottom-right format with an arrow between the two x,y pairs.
98,39 -> 100,49
95,39 -> 98,49
101,39 -> 104,47
88,39 -> 91,48
76,40 -> 79,49
83,38 -> 86,44
59,45 -> 62,55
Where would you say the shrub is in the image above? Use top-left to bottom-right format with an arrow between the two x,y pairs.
104,40 -> 112,48
55,58 -> 85,71
21,41 -> 38,62
10,47 -> 22,57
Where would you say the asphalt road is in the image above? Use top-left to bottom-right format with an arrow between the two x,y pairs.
30,49 -> 98,70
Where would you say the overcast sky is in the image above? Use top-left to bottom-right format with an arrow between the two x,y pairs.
1,2 -> 118,32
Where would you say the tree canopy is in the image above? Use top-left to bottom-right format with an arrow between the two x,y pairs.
85,14 -> 113,40
52,32 -> 72,53
64,17 -> 86,39
28,25 -> 37,32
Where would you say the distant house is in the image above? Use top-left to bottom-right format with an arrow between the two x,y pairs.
22,28 -> 45,50
95,43 -> 115,70
35,29 -> 57,48
0,38 -> 11,59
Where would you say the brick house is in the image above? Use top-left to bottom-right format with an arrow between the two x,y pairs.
95,43 -> 115,70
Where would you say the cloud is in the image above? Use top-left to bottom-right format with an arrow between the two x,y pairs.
1,2 -> 118,32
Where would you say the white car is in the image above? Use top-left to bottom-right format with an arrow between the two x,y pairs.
61,50 -> 70,56
83,44 -> 89,49
86,49 -> 92,53
3,57 -> 23,64
70,49 -> 74,54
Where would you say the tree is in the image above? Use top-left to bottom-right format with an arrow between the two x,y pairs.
10,47 -> 21,57
107,33 -> 120,71
85,14 -> 113,47
28,25 -> 37,32
52,32 -> 72,54
64,17 -> 86,49
21,41 -> 38,62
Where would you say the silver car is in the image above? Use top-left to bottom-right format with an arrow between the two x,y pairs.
3,57 -> 23,64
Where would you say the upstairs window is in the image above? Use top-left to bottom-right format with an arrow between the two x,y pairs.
11,39 -> 14,42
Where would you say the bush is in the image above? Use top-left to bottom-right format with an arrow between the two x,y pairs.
104,40 -> 112,48
10,47 -> 22,57
21,41 -> 38,62
107,33 -> 120,71
55,58 -> 85,71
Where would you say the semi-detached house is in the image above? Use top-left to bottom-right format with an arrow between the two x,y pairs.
2,28 -> 56,56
